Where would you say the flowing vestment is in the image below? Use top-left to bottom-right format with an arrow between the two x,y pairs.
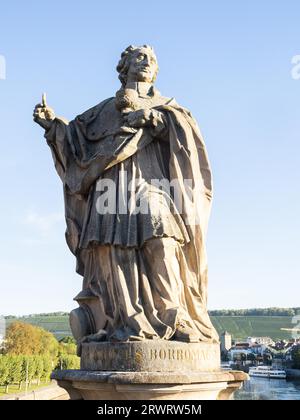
45,93 -> 219,342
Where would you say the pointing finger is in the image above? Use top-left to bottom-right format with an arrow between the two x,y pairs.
42,93 -> 47,108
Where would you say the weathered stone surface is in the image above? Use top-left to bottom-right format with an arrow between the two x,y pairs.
33,45 -> 219,344
80,341 -> 220,372
51,370 -> 248,400
36,45 -> 248,401
52,369 -> 246,385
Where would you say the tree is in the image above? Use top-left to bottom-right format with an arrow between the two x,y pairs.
209,307 -> 300,316
0,354 -> 55,392
59,336 -> 76,344
41,356 -> 53,383
59,342 -> 77,357
7,355 -> 23,390
5,322 -> 42,355
56,355 -> 80,370
4,322 -> 59,359
27,356 -> 36,387
38,328 -> 59,358
0,356 -> 10,393
292,347 -> 300,369
35,357 -> 44,386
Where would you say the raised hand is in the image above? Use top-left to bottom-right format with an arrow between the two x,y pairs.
33,93 -> 55,130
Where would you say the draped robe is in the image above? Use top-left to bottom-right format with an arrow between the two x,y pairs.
45,91 -> 219,342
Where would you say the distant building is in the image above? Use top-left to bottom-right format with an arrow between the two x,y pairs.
247,336 -> 275,347
220,331 -> 232,353
235,342 -> 250,348
249,343 -> 265,356
228,348 -> 253,361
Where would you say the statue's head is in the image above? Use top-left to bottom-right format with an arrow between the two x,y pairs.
117,45 -> 159,87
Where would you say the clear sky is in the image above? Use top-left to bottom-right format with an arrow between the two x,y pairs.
0,1 -> 299,315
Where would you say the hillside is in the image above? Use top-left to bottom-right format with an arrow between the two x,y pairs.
5,311 -> 298,341
211,315 -> 294,341
5,315 -> 71,340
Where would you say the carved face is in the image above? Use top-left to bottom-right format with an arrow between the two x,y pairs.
127,48 -> 158,84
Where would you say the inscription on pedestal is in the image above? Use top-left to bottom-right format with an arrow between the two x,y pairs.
81,341 -> 220,372
149,347 -> 219,361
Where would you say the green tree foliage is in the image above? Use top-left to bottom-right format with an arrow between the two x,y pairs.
6,355 -> 22,388
0,355 -> 54,392
38,328 -> 59,358
56,355 -> 80,370
35,357 -> 44,385
27,356 -> 36,385
0,322 -> 69,392
209,307 -> 300,316
41,356 -> 53,381
0,356 -> 10,392
4,312 -> 69,320
292,347 -> 300,369
5,322 -> 42,355
57,336 -> 78,360
4,321 -> 59,357
59,336 -> 76,345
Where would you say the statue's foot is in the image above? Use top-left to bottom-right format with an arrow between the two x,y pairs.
110,335 -> 143,342
81,329 -> 107,343
172,321 -> 200,343
109,327 -> 160,342
109,328 -> 137,342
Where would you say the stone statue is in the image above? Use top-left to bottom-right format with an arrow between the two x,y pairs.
33,45 -> 218,346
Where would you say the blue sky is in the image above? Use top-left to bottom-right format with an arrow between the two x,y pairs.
0,1 -> 299,315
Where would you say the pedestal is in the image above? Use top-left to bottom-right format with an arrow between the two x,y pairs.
52,341 -> 248,400
52,370 -> 247,400
80,341 -> 221,372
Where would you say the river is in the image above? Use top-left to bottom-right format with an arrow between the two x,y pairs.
234,377 -> 300,400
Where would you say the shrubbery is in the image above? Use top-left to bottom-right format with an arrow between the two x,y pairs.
0,355 -> 53,393
56,354 -> 80,370
5,321 -> 59,357
0,321 -> 79,394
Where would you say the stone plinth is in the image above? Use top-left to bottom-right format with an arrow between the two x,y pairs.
52,341 -> 248,400
80,341 -> 220,372
51,369 -> 248,400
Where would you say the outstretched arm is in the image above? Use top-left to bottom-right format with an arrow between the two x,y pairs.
33,95 -> 69,181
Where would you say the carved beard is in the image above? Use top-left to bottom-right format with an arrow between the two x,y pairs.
115,88 -> 139,113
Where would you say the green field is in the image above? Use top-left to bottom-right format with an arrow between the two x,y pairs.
211,316 -> 294,340
5,314 -> 296,341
